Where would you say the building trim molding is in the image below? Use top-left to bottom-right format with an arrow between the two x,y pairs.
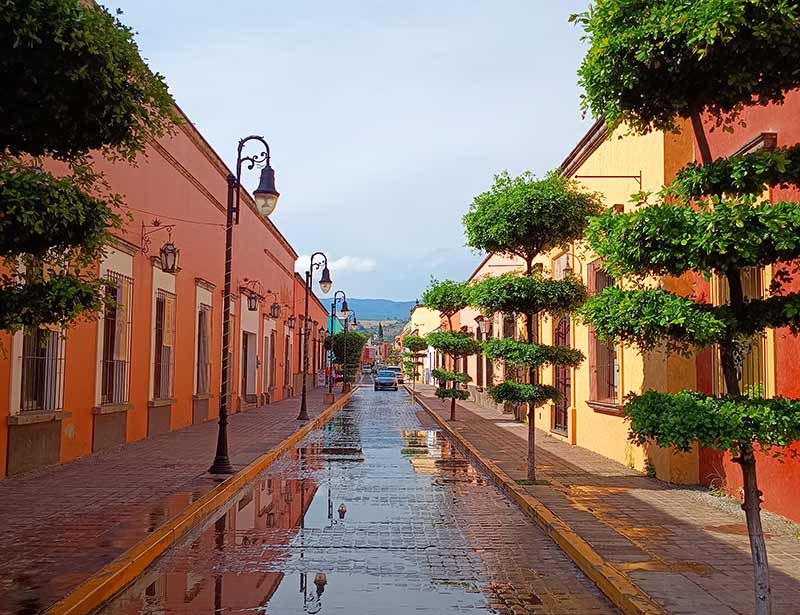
559,118 -> 609,178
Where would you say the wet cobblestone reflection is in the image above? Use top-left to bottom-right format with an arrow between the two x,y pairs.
97,388 -> 617,614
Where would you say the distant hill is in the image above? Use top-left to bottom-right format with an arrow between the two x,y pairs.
345,298 -> 416,321
355,320 -> 406,342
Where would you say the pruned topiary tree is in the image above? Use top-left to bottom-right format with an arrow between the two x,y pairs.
403,334 -> 428,393
465,171 -> 601,480
426,331 -> 483,421
421,278 -> 469,331
1,0 -> 178,333
574,2 -> 800,611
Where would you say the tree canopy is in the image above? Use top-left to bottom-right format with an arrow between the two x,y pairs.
421,278 -> 469,327
572,0 -> 800,134
483,338 -> 584,369
1,0 -> 178,161
403,335 -> 429,353
469,273 -> 587,317
464,171 -> 602,268
426,331 -> 483,357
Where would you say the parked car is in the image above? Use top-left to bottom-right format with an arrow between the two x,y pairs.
374,369 -> 398,391
385,365 -> 404,384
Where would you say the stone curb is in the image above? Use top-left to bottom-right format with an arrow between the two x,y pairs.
408,388 -> 668,615
45,388 -> 358,615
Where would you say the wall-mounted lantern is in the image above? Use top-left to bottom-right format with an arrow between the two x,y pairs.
141,220 -> 179,274
475,315 -> 490,336
240,278 -> 266,312
288,316 -> 296,329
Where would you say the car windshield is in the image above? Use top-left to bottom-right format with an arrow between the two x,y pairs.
377,370 -> 395,378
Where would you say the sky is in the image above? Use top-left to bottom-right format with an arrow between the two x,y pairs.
113,0 -> 593,301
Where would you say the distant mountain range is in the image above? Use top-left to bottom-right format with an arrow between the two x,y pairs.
344,298 -> 416,321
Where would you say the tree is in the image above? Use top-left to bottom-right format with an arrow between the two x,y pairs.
465,172 -> 601,481
403,334 -> 428,392
575,3 -> 800,610
328,331 -> 367,388
1,0 -> 178,333
421,278 -> 469,330
378,321 -> 384,343
426,331 -> 482,421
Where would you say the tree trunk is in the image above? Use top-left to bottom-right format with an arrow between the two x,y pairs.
736,446 -> 772,615
690,112 -> 713,166
527,404 -> 536,481
449,395 -> 456,421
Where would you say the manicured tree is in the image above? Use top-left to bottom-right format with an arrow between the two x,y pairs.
328,332 -> 367,388
403,334 -> 428,392
575,2 -> 800,611
1,0 -> 177,332
421,278 -> 470,331
426,331 -> 483,421
465,172 -> 601,480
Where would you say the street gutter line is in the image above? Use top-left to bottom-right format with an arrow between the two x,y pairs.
407,386 -> 668,615
45,387 -> 358,615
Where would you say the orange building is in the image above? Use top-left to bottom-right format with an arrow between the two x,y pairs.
0,105 -> 329,478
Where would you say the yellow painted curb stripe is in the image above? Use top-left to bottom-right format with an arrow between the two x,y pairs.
409,389 -> 668,615
45,388 -> 357,615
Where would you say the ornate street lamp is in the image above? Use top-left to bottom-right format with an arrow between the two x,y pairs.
327,290 -> 347,400
141,220 -> 179,273
298,252 -> 332,420
288,315 -> 296,329
209,135 -> 279,475
475,315 -> 490,336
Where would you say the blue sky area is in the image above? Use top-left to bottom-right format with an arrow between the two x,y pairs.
113,1 -> 593,300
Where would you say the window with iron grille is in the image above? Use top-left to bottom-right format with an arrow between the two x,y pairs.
713,268 -> 769,398
101,271 -> 133,405
196,304 -> 212,395
153,289 -> 176,400
553,316 -> 571,434
20,327 -> 65,412
588,259 -> 618,403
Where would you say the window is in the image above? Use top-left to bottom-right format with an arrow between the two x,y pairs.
713,268 -> 768,397
101,271 -> 133,405
153,289 -> 176,400
284,334 -> 291,390
553,317 -> 571,434
588,259 -> 618,404
553,253 -> 570,280
485,322 -> 494,385
196,304 -> 212,395
476,328 -> 484,387
20,327 -> 65,412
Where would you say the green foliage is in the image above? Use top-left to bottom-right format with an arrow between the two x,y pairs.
572,0 -> 800,133
0,270 -> 109,331
435,387 -> 470,401
402,334 -> 429,353
329,332 -> 368,370
0,162 -> 120,261
488,381 -> 561,408
469,273 -> 587,317
581,287 -> 728,352
587,196 -> 800,278
1,0 -> 178,160
431,368 -> 470,385
483,337 -> 584,368
464,171 -> 603,264
670,145 -> 800,198
426,331 -> 483,357
421,278 -> 469,321
625,391 -> 800,455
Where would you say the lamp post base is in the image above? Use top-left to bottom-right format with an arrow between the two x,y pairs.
208,459 -> 237,475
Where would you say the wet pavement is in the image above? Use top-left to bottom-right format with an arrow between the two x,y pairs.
96,386 -> 618,614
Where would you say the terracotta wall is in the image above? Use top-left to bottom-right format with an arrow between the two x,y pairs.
696,90 -> 800,522
0,111 -> 328,478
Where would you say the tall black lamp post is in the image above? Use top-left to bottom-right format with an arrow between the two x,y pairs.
209,136 -> 279,475
298,252 -> 332,421
327,291 -> 349,398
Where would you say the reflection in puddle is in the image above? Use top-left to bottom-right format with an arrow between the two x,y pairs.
97,391 -> 615,615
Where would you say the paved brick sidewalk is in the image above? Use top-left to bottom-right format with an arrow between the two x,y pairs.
414,385 -> 800,615
0,387 -> 340,615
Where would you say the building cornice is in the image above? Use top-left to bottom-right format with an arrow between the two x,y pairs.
559,117 -> 609,178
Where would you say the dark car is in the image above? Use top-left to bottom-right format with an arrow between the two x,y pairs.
374,369 -> 398,391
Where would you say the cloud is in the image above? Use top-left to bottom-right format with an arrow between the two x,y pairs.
295,254 -> 376,274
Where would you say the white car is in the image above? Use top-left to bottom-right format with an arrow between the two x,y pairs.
385,365 -> 404,384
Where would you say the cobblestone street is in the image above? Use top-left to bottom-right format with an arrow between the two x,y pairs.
97,387 -> 617,614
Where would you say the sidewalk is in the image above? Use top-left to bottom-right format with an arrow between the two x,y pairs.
0,387 -> 342,615
413,384 -> 800,615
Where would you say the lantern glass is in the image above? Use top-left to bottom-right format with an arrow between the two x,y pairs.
247,293 -> 258,311
476,316 -> 490,336
339,299 -> 350,321
160,241 -> 179,273
319,266 -> 332,294
270,302 -> 280,318
288,316 -> 295,329
253,165 -> 279,217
